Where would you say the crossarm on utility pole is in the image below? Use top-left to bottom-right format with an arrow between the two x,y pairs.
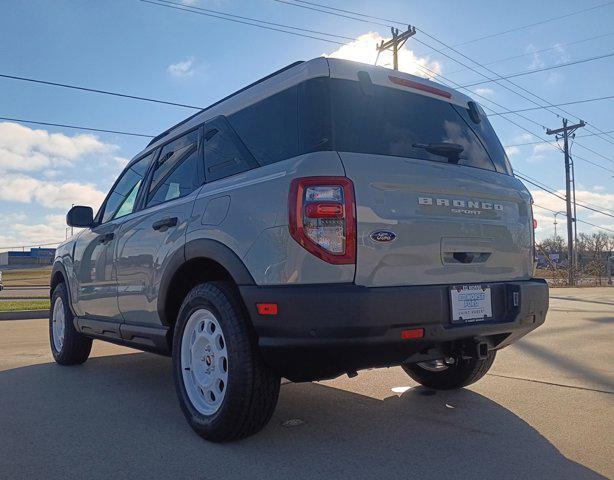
375,26 -> 416,70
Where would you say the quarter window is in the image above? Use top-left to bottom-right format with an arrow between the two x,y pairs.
203,118 -> 257,182
228,87 -> 299,166
147,129 -> 202,207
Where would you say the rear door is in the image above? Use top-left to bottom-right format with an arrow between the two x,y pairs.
329,77 -> 533,287
115,127 -> 204,326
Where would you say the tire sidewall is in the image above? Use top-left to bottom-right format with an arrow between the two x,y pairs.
172,283 -> 254,439
49,283 -> 69,361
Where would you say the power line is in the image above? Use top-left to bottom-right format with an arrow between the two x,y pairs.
280,0 -> 614,57
504,130 -> 614,147
453,2 -> 614,48
533,204 -> 614,234
148,0 -> 614,155
410,60 -> 614,174
273,0 -> 390,27
460,52 -> 614,88
0,116 -> 155,138
0,73 -> 203,110
488,94 -> 614,116
139,0 -> 346,45
151,0 -> 353,40
446,31 -> 614,75
516,172 -> 614,218
275,0 -> 614,147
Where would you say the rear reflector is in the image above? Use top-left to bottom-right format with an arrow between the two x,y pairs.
388,75 -> 452,99
256,303 -> 278,315
401,328 -> 424,340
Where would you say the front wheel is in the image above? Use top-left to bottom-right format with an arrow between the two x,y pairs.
402,351 -> 496,390
172,282 -> 280,442
49,283 -> 92,365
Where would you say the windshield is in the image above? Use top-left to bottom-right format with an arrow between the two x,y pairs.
327,78 -> 512,174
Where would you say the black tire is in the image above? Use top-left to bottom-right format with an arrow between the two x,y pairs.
402,351 -> 496,390
49,283 -> 92,365
172,281 -> 280,442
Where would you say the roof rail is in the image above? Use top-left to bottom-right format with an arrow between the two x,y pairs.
146,60 -> 305,147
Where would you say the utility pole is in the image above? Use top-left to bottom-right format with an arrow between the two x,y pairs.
375,26 -> 416,70
546,118 -> 585,286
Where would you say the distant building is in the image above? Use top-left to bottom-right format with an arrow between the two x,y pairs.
0,248 -> 56,266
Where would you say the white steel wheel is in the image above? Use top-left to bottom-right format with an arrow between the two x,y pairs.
52,296 -> 66,352
180,308 -> 229,416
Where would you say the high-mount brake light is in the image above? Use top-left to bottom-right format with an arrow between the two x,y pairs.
289,177 -> 356,265
388,75 -> 452,99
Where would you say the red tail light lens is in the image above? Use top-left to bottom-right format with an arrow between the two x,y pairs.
289,177 -> 356,265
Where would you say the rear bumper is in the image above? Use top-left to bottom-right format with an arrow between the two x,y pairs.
239,279 -> 548,381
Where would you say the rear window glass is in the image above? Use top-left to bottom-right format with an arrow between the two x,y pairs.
329,79 -> 508,173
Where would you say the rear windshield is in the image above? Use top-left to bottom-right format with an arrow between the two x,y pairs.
328,78 -> 511,174
227,77 -> 512,175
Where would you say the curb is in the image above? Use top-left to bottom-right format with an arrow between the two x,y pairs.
0,310 -> 49,321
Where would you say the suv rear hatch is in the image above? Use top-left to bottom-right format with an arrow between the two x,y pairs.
326,64 -> 533,287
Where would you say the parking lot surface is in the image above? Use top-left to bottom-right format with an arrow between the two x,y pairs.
0,287 -> 612,479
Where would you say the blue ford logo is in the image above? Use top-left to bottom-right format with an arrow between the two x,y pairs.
370,230 -> 396,242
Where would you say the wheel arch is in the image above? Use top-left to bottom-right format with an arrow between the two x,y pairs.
50,261 -> 77,316
157,238 -> 256,330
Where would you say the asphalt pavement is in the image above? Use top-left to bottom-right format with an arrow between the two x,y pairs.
0,287 -> 612,479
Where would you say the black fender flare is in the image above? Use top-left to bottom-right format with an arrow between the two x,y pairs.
157,238 -> 255,326
50,261 -> 77,316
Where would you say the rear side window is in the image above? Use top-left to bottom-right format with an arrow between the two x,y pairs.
147,129 -> 202,207
101,153 -> 152,223
203,118 -> 258,182
329,79 -> 499,172
228,87 -> 299,166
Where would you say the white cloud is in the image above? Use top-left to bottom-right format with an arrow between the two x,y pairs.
0,122 -> 117,173
530,188 -> 614,239
505,146 -> 520,157
325,32 -> 442,78
526,142 -> 556,163
0,173 -> 106,210
474,87 -> 494,97
593,185 -> 605,192
0,214 -> 70,250
167,57 -> 196,78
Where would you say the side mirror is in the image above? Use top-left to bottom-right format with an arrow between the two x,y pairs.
67,206 -> 94,228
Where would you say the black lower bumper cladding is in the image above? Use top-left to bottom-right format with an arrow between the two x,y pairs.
239,279 -> 548,382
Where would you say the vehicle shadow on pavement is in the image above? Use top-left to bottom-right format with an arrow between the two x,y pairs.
0,353 -> 606,480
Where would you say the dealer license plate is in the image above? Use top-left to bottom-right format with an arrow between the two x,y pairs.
450,285 -> 493,323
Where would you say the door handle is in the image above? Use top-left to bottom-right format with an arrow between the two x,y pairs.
97,233 -> 115,244
152,217 -> 178,231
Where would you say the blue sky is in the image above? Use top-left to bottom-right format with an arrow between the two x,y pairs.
1,0 -> 613,248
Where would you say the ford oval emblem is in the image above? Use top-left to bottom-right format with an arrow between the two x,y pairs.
370,230 -> 396,242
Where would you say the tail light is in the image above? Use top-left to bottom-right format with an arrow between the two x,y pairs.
289,177 -> 356,264
530,200 -> 537,273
